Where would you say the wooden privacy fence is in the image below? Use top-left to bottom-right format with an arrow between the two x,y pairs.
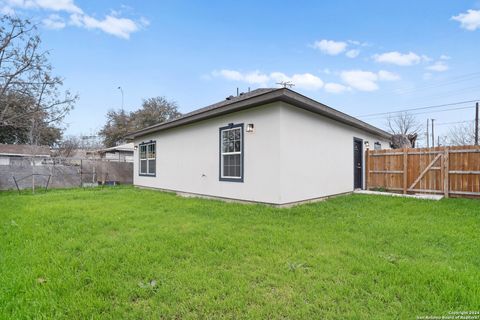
366,145 -> 480,198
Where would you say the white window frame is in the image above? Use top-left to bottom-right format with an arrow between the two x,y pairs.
219,124 -> 243,182
139,141 -> 156,176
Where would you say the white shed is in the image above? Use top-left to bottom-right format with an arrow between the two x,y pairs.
125,88 -> 391,205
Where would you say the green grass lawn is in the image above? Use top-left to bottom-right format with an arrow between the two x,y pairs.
1,187 -> 479,319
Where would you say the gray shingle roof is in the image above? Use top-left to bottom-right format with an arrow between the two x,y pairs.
180,88 -> 276,119
0,144 -> 51,157
125,88 -> 391,140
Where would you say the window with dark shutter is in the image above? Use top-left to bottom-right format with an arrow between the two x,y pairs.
219,124 -> 243,181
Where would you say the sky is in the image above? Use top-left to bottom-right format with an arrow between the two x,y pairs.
1,0 -> 480,146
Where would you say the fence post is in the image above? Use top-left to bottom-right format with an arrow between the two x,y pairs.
32,156 -> 35,194
403,148 -> 408,194
365,149 -> 369,190
80,159 -> 83,187
443,148 -> 449,198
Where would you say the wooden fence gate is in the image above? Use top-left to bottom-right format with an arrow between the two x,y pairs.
366,145 -> 480,198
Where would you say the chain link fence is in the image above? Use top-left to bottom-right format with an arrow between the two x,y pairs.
0,156 -> 133,191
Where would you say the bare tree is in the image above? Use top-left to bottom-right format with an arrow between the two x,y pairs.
55,135 -> 81,158
54,134 -> 103,157
0,15 -> 77,144
386,112 -> 422,148
386,112 -> 422,136
448,122 -> 476,146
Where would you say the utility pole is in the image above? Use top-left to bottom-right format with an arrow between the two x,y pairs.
431,119 -> 435,148
117,86 -> 124,111
426,119 -> 429,148
117,86 -> 126,146
475,102 -> 479,146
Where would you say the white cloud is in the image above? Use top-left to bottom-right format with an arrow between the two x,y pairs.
42,13 -> 65,29
212,70 -> 324,90
440,54 -> 451,60
0,5 -> 15,14
5,0 -> 147,39
312,39 -> 347,55
223,70 -> 247,81
312,39 -> 364,58
324,82 -> 348,94
243,71 -> 270,85
212,69 -> 269,85
452,9 -> 480,31
69,13 -> 142,39
340,70 -> 400,92
373,51 -> 422,66
340,70 -> 379,91
426,61 -> 449,72
290,73 -> 324,90
6,0 -> 82,13
212,69 -> 245,81
348,40 -> 369,47
377,70 -> 400,81
269,72 -> 324,90
345,49 -> 360,58
212,67 -> 401,93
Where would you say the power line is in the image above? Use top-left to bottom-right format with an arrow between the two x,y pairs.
394,71 -> 480,95
357,99 -> 479,118
408,84 -> 480,102
436,120 -> 475,126
359,105 -> 477,121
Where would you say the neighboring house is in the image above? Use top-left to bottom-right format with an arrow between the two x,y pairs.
125,88 -> 392,205
0,144 -> 51,166
97,143 -> 134,162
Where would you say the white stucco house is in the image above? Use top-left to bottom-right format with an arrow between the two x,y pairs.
125,88 -> 391,205
97,143 -> 134,163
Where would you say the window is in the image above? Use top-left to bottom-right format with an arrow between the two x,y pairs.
139,141 -> 156,176
374,142 -> 382,150
220,124 -> 243,181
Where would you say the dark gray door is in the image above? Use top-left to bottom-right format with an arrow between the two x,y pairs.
353,138 -> 363,189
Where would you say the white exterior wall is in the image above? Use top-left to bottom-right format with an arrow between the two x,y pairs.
133,103 -> 282,203
278,103 -> 390,204
133,101 -> 390,205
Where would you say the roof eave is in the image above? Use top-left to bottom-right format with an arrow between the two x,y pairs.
124,89 -> 285,140
125,88 -> 391,141
280,90 -> 392,139
0,153 -> 51,157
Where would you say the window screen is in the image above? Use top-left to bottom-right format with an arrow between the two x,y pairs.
139,141 -> 156,176
220,125 -> 243,181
